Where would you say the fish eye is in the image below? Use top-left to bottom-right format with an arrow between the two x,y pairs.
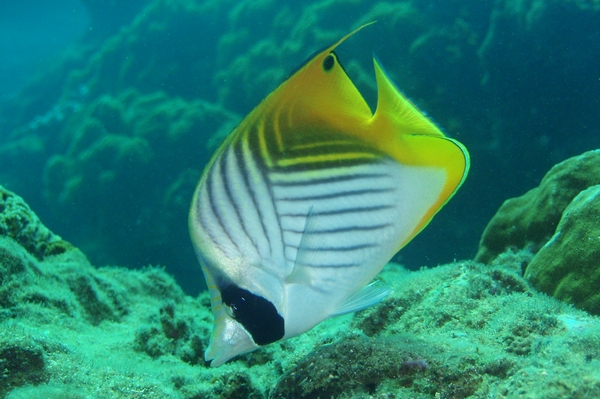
323,54 -> 335,72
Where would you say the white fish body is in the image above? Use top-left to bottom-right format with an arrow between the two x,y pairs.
189,24 -> 469,367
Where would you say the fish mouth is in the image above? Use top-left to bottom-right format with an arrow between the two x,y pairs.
205,315 -> 259,367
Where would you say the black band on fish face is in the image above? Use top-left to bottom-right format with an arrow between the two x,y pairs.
221,285 -> 284,346
323,53 -> 335,72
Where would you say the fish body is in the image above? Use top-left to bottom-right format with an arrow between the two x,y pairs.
189,24 -> 469,367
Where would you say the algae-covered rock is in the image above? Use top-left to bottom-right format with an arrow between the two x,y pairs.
41,89 -> 238,292
3,184 -> 600,398
0,185 -> 156,326
267,259 -> 600,399
475,150 -> 600,263
271,335 -> 479,399
0,341 -> 49,398
476,149 -> 600,315
525,185 -> 600,315
0,185 -> 74,260
0,184 -> 201,398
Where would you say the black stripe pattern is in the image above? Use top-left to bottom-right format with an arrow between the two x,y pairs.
194,116 -> 410,279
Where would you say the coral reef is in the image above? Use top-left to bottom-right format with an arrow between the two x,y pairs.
525,184 -> 600,315
0,185 -> 73,259
476,150 -> 600,263
271,335 -> 433,398
476,150 -> 600,315
2,1 -> 600,394
2,184 -> 600,398
0,185 -> 202,398
39,89 -> 238,293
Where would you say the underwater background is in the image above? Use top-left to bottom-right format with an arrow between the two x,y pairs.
1,0 -> 598,295
2,0 -> 600,398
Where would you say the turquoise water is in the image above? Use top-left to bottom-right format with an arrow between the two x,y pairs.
1,1 -> 599,293
1,2 -> 600,397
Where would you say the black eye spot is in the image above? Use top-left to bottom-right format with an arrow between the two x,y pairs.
221,285 -> 284,345
323,54 -> 335,72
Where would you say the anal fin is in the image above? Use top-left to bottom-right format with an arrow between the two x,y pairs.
330,280 -> 391,317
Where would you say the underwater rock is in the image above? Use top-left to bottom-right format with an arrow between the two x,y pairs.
133,300 -> 209,365
525,184 -> 600,315
475,150 -> 600,263
41,89 -> 238,293
271,335 -> 474,399
272,336 -> 412,398
80,0 -> 152,41
0,184 -> 204,398
268,261 -> 600,399
0,342 -> 48,398
2,183 -> 600,398
0,185 -> 150,327
0,185 -> 74,260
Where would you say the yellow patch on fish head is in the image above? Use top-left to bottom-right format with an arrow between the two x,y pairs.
263,23 -> 375,136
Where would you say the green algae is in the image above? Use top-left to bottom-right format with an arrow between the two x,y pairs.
271,334 -> 482,399
0,185 -> 73,261
0,341 -> 49,398
2,183 -> 600,398
40,88 -> 239,290
477,150 -> 600,316
476,150 -> 600,263
525,185 -> 600,315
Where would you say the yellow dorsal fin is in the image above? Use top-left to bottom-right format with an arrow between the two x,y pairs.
363,56 -> 469,246
366,56 -> 468,171
371,56 -> 444,138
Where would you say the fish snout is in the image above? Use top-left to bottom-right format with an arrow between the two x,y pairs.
205,316 -> 259,367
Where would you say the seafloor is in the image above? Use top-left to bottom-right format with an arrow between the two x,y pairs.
2,0 -> 600,397
1,183 -> 599,399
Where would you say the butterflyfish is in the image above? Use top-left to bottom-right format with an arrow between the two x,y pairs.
189,23 -> 469,367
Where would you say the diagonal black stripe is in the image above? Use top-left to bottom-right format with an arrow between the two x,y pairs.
271,172 -> 389,187
246,125 -> 267,169
233,137 -> 272,256
291,243 -> 377,251
207,156 -> 242,255
254,120 -> 279,167
278,187 -> 395,201
245,126 -> 285,253
280,204 -> 395,217
196,191 -> 229,257
284,223 -> 392,234
220,146 -> 258,252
